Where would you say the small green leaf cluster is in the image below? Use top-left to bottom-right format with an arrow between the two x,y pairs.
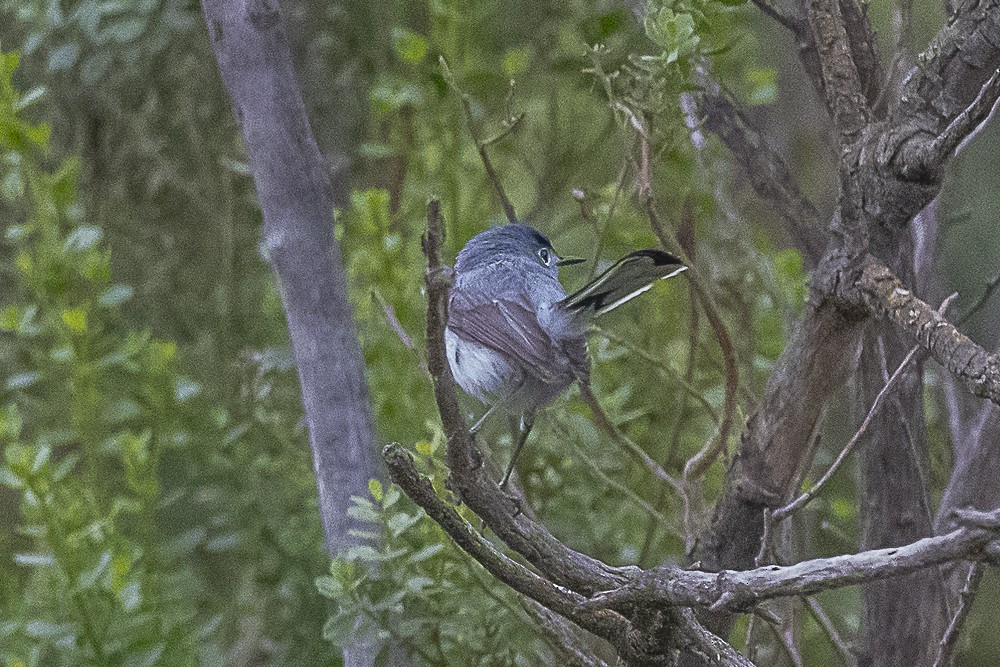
317,463 -> 554,665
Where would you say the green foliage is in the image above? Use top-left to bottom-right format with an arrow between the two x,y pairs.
318,470 -> 552,665
1,47 -> 332,666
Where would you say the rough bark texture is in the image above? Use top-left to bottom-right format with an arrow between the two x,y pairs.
199,1 -> 382,663
856,223 -> 947,666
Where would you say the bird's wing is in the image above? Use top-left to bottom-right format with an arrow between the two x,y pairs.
447,291 -> 559,383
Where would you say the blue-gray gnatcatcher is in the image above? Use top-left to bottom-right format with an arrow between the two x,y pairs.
445,223 -> 687,487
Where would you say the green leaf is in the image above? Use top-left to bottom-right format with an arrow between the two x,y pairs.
341,545 -> 382,562
315,575 -> 344,599
174,378 -> 202,401
746,68 -> 777,105
61,308 -> 88,333
101,17 -> 147,44
502,46 -> 532,77
77,552 -> 111,590
5,371 -> 41,390
0,466 -> 25,489
14,552 -> 55,567
392,27 -> 428,65
25,620 -> 74,638
368,478 -> 384,501
406,576 -> 435,593
408,543 -> 445,563
387,511 -> 421,538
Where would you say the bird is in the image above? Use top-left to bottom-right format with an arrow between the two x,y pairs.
444,223 -> 687,487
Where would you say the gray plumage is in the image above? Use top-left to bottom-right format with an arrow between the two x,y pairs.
446,224 -> 686,419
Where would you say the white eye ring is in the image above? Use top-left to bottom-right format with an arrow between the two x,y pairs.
538,247 -> 551,266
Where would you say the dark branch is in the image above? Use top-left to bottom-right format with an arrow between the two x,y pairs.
382,443 -> 628,640
932,562 -> 984,667
699,92 -> 824,264
927,67 -> 1000,164
805,0 -> 870,141
440,57 -> 520,225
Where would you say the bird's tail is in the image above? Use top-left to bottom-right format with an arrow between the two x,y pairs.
559,250 -> 687,316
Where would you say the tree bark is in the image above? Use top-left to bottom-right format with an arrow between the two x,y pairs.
199,0 -> 382,663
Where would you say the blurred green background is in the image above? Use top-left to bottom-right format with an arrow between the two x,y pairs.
1,0 -> 999,664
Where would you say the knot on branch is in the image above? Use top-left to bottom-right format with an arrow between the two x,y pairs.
425,264 -> 455,291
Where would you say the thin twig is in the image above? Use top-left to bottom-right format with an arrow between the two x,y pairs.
750,0 -> 802,34
372,291 -> 428,375
646,200 -> 739,480
592,326 -> 720,424
552,417 -> 683,540
803,596 -> 856,666
578,381 -> 685,498
956,272 -> 1000,327
932,562 -> 985,667
440,56 -> 520,225
772,344 -> 920,523
774,293 -> 957,523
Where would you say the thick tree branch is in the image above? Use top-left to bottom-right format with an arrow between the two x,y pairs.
887,0 -> 1000,181
200,0 -> 380,557
805,0 -> 869,141
857,259 -> 1000,406
586,508 -> 1000,613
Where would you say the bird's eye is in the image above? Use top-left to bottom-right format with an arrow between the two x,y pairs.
538,247 -> 551,266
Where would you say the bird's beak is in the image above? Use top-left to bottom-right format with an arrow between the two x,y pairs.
555,256 -> 586,267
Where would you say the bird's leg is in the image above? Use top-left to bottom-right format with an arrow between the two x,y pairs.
469,403 -> 499,435
499,413 -> 535,489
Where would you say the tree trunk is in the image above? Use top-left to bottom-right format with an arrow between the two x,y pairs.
199,0 -> 382,663
856,228 -> 947,666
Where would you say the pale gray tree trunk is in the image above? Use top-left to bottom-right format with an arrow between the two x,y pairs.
199,0 -> 383,663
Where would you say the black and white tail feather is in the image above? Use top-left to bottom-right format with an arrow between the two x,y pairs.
560,249 -> 687,316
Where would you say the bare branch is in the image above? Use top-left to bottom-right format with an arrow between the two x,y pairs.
646,201 -> 739,480
439,57 -> 520,225
698,93 -> 824,264
771,335 -> 920,523
750,0 -> 801,34
678,608 -> 758,667
585,508 -> 1000,613
927,67 -> 1000,164
803,596 -> 856,666
857,259 -> 1000,407
382,443 -> 627,640
887,3 -> 1000,180
957,272 -> 1000,327
837,0 -> 883,109
805,0 -> 870,141
578,381 -> 685,498
525,601 -> 613,667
